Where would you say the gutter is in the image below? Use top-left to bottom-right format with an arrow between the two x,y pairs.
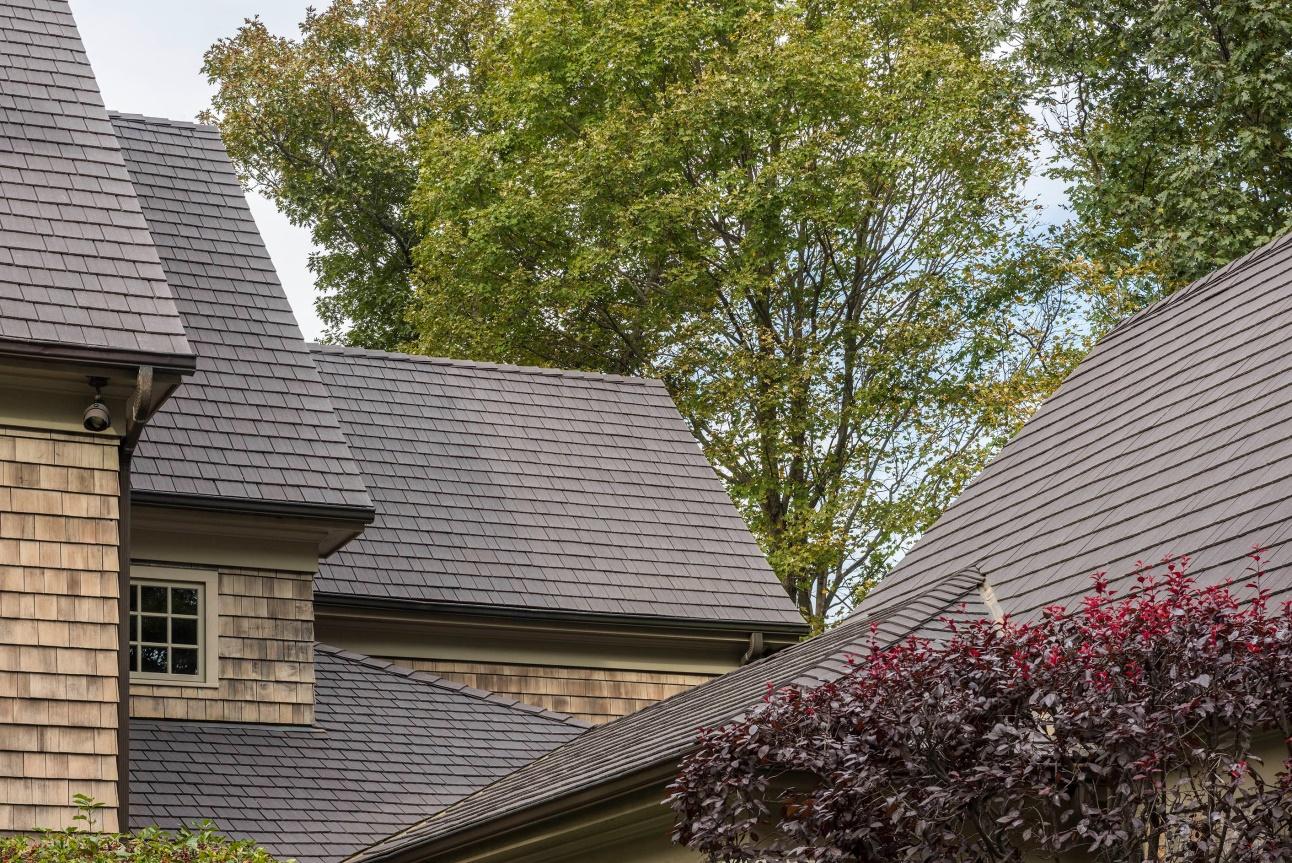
312,592 -> 810,640
0,339 -> 196,377
129,489 -> 376,527
362,762 -> 682,863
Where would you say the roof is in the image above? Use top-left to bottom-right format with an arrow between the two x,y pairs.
350,571 -> 984,863
111,115 -> 372,517
310,345 -> 804,628
350,229 -> 1292,862
0,0 -> 192,369
130,646 -> 587,863
853,228 -> 1292,624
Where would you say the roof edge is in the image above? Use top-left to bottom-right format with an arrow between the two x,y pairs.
308,343 -> 663,388
314,644 -> 592,729
0,339 -> 196,376
351,762 -> 678,863
131,489 -> 375,526
313,592 -> 811,636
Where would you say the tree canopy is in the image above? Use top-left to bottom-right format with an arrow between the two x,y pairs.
1020,0 -> 1292,306
206,0 -> 1095,628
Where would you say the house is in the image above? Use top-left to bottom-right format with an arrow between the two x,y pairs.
343,173 -> 1292,861
0,2 -> 807,858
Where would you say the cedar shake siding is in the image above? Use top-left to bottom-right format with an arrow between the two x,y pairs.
0,427 -> 121,832
129,565 -> 314,725
383,660 -> 714,725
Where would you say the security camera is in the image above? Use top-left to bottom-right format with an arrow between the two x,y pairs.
83,377 -> 111,432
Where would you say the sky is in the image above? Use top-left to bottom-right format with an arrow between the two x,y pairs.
72,2 -> 1071,343
69,1 -> 327,338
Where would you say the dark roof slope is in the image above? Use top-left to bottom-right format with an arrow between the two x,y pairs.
111,115 -> 371,515
350,571 -> 984,863
130,646 -> 586,863
854,230 -> 1292,624
0,0 -> 191,368
310,345 -> 804,627
351,230 -> 1292,863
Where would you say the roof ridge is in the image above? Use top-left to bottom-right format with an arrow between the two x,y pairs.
308,342 -> 662,387
107,110 -> 221,135
314,644 -> 592,730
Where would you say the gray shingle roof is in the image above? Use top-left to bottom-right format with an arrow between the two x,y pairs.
130,646 -> 587,863
310,345 -> 804,627
854,229 -> 1292,625
350,230 -> 1292,862
110,115 -> 371,515
349,571 -> 984,863
0,0 -> 191,368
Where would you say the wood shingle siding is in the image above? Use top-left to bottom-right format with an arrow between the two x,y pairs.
0,427 -> 120,832
389,660 -> 713,724
129,566 -> 315,725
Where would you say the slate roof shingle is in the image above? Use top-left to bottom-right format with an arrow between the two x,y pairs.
0,0 -> 191,367
130,646 -> 587,863
351,229 -> 1292,862
311,345 -> 804,626
853,229 -> 1292,625
111,115 -> 372,514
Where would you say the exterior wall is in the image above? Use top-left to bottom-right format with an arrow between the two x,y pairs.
0,427 -> 121,832
129,564 -> 314,725
317,606 -> 793,725
385,659 -> 713,724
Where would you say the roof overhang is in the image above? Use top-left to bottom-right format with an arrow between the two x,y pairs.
313,593 -> 810,642
355,762 -> 680,863
131,491 -> 376,557
0,337 -> 196,378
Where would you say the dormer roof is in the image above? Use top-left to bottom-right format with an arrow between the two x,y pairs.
111,115 -> 373,523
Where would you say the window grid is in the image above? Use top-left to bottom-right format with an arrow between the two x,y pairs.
129,579 -> 203,680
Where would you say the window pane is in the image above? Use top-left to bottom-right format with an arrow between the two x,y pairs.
128,645 -> 137,672
141,585 -> 167,613
171,649 -> 198,676
171,587 -> 199,616
141,645 -> 168,674
129,585 -> 138,612
171,617 -> 198,646
141,615 -> 167,643
129,613 -> 138,641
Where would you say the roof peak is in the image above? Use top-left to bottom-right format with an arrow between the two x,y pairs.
308,342 -> 661,387
107,111 -> 221,136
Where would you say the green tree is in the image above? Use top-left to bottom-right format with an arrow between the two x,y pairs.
202,0 -> 502,348
207,0 -> 1090,628
1021,0 -> 1292,308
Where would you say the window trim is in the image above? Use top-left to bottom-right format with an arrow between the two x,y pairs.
128,566 -> 220,688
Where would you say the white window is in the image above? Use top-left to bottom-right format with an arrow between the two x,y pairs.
128,568 -> 218,686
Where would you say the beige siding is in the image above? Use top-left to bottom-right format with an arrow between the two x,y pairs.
389,659 -> 713,724
130,566 -> 314,725
0,427 -> 121,832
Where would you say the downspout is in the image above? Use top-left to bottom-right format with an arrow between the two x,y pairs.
115,366 -> 154,832
116,446 -> 132,832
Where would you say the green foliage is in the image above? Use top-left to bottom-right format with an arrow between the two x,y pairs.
0,799 -> 282,863
206,0 -> 1098,629
202,0 -> 503,348
1020,0 -> 1292,304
